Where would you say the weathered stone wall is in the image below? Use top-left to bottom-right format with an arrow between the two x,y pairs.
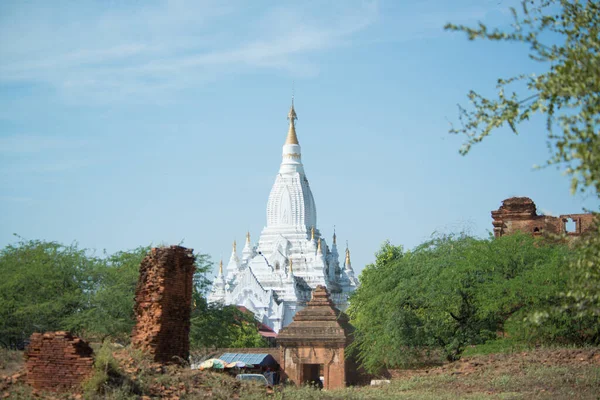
492,197 -> 594,238
565,213 -> 596,235
25,331 -> 94,392
131,245 -> 195,364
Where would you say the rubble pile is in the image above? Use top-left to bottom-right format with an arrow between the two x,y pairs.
131,245 -> 196,364
25,331 -> 94,392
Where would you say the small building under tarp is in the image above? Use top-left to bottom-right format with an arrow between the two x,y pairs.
219,353 -> 278,368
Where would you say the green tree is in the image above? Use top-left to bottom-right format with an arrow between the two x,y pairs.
0,239 -> 217,347
527,219 -> 600,345
189,253 -> 267,349
348,233 -> 571,373
567,220 -> 600,318
74,246 -> 213,343
446,0 -> 600,322
346,241 -> 404,371
0,237 -> 97,348
446,0 -> 599,195
192,252 -> 212,295
68,246 -> 150,343
189,295 -> 268,349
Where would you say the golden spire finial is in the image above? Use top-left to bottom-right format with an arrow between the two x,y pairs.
311,226 -> 315,241
317,238 -> 322,252
345,246 -> 351,266
289,258 -> 293,274
246,231 -> 251,243
219,259 -> 223,275
285,97 -> 299,145
232,240 -> 237,252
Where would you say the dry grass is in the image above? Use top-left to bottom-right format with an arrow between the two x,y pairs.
1,346 -> 599,399
0,348 -> 23,376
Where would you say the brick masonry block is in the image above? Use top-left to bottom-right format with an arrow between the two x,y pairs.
131,245 -> 195,364
25,331 -> 94,392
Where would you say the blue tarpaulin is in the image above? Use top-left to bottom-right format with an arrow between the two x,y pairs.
219,353 -> 277,367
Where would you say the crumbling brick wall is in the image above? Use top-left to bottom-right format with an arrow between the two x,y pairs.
492,197 -> 594,238
25,331 -> 94,392
131,245 -> 195,364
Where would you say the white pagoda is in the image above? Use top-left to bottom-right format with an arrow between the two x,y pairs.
208,100 -> 358,332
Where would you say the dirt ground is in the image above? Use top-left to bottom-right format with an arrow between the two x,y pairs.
382,347 -> 600,399
1,347 -> 599,399
390,347 -> 600,378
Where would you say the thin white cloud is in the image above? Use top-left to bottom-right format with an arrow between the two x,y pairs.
0,134 -> 93,183
0,0 -> 379,102
355,0 -> 518,47
29,159 -> 93,173
0,158 -> 94,183
0,0 -> 514,104
0,196 -> 34,204
0,135 -> 88,153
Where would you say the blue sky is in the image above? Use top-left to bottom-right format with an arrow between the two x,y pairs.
1,0 -> 598,277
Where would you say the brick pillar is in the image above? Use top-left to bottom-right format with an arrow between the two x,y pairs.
131,245 -> 195,364
25,331 -> 94,392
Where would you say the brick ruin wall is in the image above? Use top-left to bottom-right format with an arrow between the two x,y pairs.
131,245 -> 195,364
25,331 -> 94,392
492,197 -> 594,238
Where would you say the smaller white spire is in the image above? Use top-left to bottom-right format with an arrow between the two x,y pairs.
226,240 -> 240,282
242,232 -> 255,264
331,227 -> 338,255
328,228 -> 339,279
343,244 -> 358,286
208,259 -> 227,303
345,244 -> 352,271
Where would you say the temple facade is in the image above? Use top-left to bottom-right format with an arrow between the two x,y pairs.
208,101 -> 358,332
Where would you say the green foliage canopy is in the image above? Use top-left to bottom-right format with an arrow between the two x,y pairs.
69,246 -> 151,343
190,296 -> 268,349
348,233 -> 571,373
447,0 -> 600,325
190,257 -> 268,349
567,220 -> 600,317
532,218 -> 600,337
0,237 -> 266,349
0,237 -> 97,348
446,0 -> 600,195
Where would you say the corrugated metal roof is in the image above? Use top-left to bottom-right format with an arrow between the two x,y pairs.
219,353 -> 276,366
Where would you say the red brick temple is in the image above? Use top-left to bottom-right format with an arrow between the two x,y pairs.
277,285 -> 357,389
